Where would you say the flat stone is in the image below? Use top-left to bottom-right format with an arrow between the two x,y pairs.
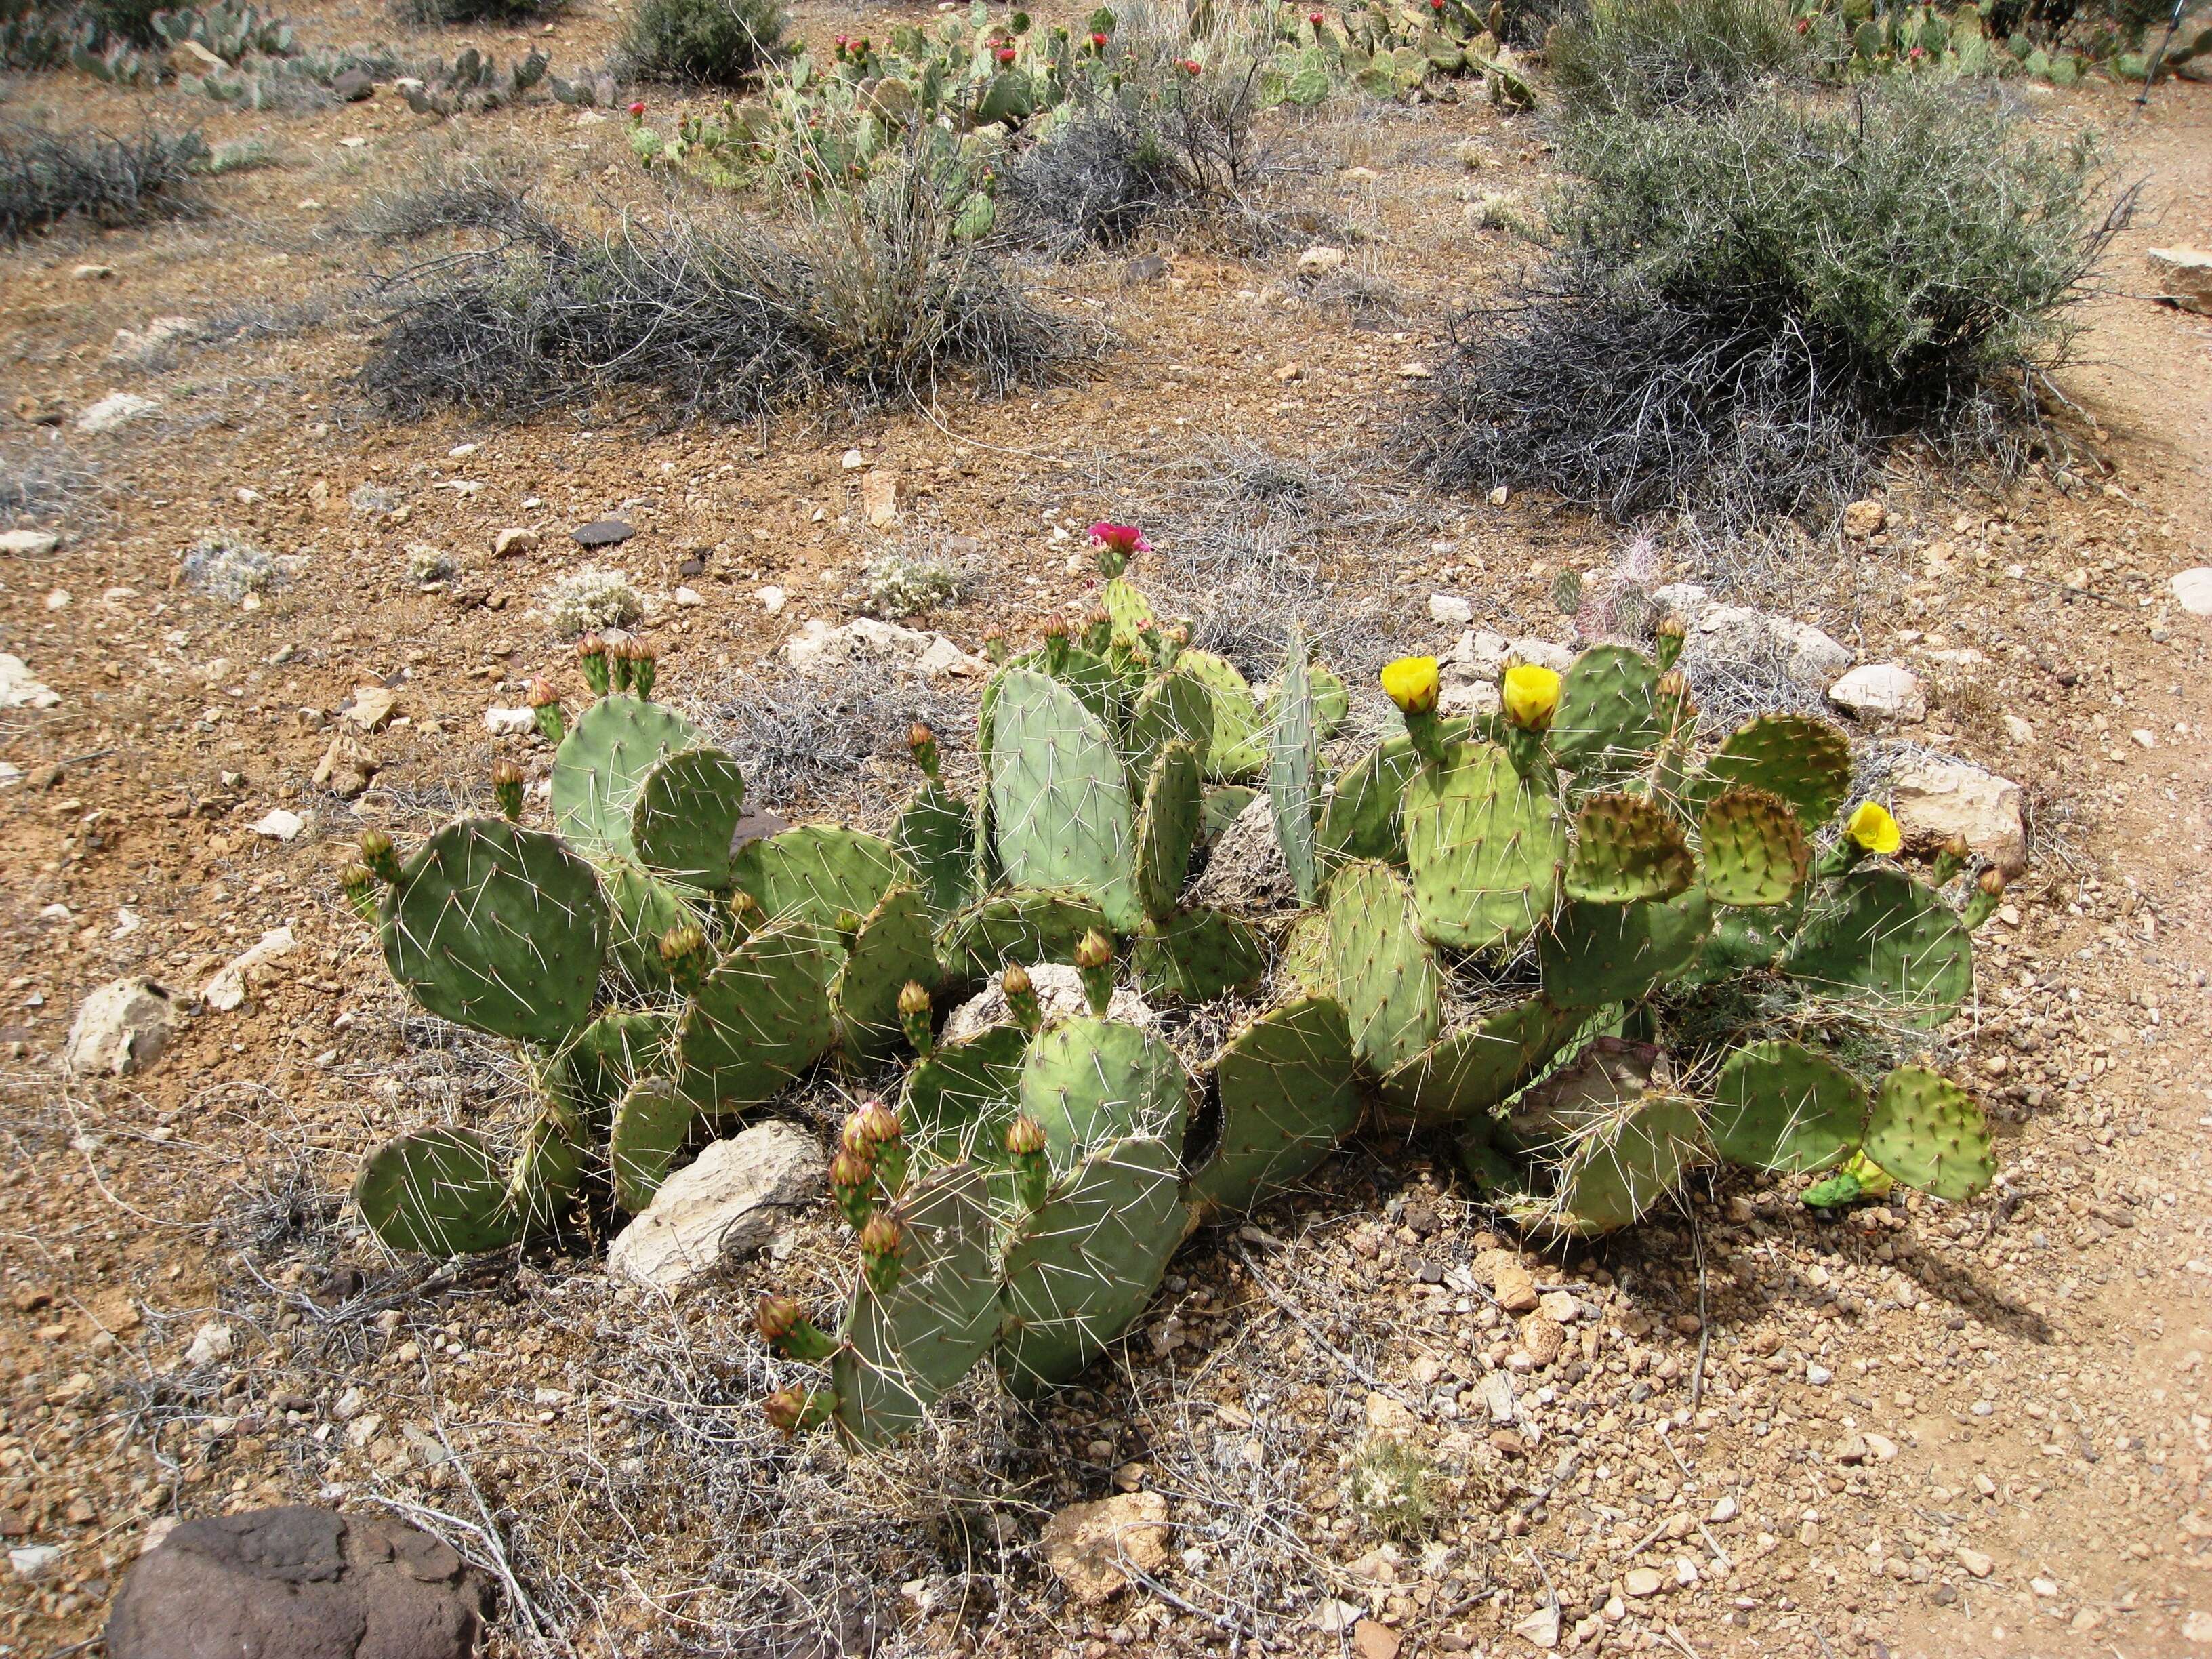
1828,663 -> 1926,722
605,1122 -> 824,1292
1889,759 -> 2026,874
312,735 -> 378,798
0,654 -> 59,709
0,529 -> 59,556
945,964 -> 1155,1041
343,685 -> 399,731
1956,1546 -> 1994,1578
2147,246 -> 2212,316
202,926 -> 298,1013
1513,1605 -> 1561,1649
1038,1492 -> 1170,1603
571,519 -> 634,548
1429,594 -> 1473,626
104,1505 -> 490,1659
861,469 -> 898,528
493,527 -> 538,557
1685,604 -> 1851,684
1624,1567 -> 1664,1597
75,392 -> 159,433
1351,1620 -> 1401,1659
782,617 -> 985,682
251,808 -> 304,841
2171,568 -> 2212,617
62,977 -> 178,1078
483,706 -> 535,737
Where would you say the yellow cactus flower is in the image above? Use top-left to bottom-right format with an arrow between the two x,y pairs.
1845,800 -> 1902,855
1500,662 -> 1562,732
1380,655 -> 1440,717
1840,1149 -> 1893,1200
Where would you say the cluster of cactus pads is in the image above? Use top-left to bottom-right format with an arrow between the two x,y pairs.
345,530 -> 2005,1447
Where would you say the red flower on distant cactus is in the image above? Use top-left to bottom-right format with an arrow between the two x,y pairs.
1309,10 -> 1324,25
1907,43 -> 1925,58
1180,56 -> 1201,72
1794,16 -> 1809,30
1089,523 -> 1151,557
998,44 -> 1017,62
627,100 -> 647,117
1090,29 -> 1107,47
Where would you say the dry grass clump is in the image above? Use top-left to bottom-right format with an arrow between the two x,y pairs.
0,123 -> 205,244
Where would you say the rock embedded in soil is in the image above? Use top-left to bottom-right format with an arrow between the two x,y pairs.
2171,567 -> 2212,617
571,519 -> 634,548
1841,498 -> 1888,538
1188,793 -> 1295,912
781,617 -> 985,682
75,391 -> 159,433
945,964 -> 1155,1041
62,977 -> 178,1078
1827,662 -> 1927,722
0,529 -> 58,556
1888,758 -> 2028,874
605,1121 -> 824,1293
1683,603 -> 1851,686
104,1504 -> 491,1659
2146,246 -> 2212,315
1039,1492 -> 1170,1603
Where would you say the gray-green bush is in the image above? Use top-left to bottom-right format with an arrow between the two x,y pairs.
619,0 -> 781,85
1547,0 -> 1822,117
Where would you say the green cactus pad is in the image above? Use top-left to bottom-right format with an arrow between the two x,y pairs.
1101,575 -> 1153,637
504,1110 -> 583,1233
354,1128 -> 521,1256
1782,867 -> 1971,1029
1191,994 -> 1359,1214
1376,995 -> 1582,1128
674,918 -> 839,1115
998,1134 -> 1185,1397
980,646 -> 1124,762
1532,1092 -> 1705,1239
833,885 -> 939,1066
1689,714 -> 1853,826
1125,667 -> 1216,790
1699,786 -> 1811,908
548,1009 -> 674,1128
1018,1015 -> 1192,1172
1269,630 -> 1322,906
1563,792 -> 1694,905
1708,1040 -> 1865,1174
1326,859 -> 1443,1074
1455,1120 -> 1521,1191
1539,888 -> 1711,1009
1862,1065 -> 1992,1200
895,779 -> 976,916
903,1023 -> 1029,1168
608,1075 -> 693,1212
731,825 -> 901,932
602,859 -> 699,993
550,693 -> 704,861
1403,740 -> 1565,953
832,1163 -> 1005,1444
1318,722 -> 1470,871
1132,905 -> 1268,1004
987,669 -> 1141,931
1550,644 -> 1663,790
630,745 -> 747,890
380,817 -> 608,1046
1277,908 -> 1334,1000
1687,907 -> 1787,982
1179,649 -> 1267,781
937,886 -> 1113,987
1136,741 -> 1204,921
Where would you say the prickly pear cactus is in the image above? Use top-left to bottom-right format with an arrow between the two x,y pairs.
1402,739 -> 1565,951
551,694 -> 704,862
987,669 -> 1141,931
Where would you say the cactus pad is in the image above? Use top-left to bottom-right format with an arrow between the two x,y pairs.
1699,785 -> 1811,908
1318,731 -> 1422,869
551,693 -> 704,861
1403,739 -> 1565,952
1268,631 -> 1322,906
1528,1093 -> 1704,1239
674,917 -> 838,1115
903,1024 -> 1028,1168
1377,995 -> 1582,1127
938,887 -> 1113,987
1191,994 -> 1359,1213
1689,714 -> 1852,825
1863,1065 -> 1992,1200
1326,859 -> 1443,1074
1539,888 -> 1710,1008
1564,792 -> 1693,905
1125,667 -> 1216,790
548,1009 -> 674,1129
380,818 -> 608,1045
896,779 -> 976,916
998,1134 -> 1185,1396
987,668 -> 1141,931
609,1075 -> 693,1212
504,1109 -> 583,1234
732,825 -> 901,932
1549,644 -> 1663,789
1018,1015 -> 1191,1171
1277,908 -> 1334,1000
1179,649 -> 1267,781
832,1163 -> 1005,1444
602,859 -> 698,993
630,745 -> 747,890
1201,785 -> 1259,844
354,1128 -> 521,1256
1136,741 -> 1204,920
1782,867 -> 1971,1029
1132,905 -> 1268,1004
1707,1040 -> 1864,1174
833,885 -> 938,1065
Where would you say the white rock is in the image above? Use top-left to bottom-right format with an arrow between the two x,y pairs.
2003,713 -> 2034,745
184,1320 -> 234,1366
945,964 -> 1158,1042
607,1122 -> 825,1293
861,468 -> 898,528
0,529 -> 59,556
1509,638 -> 1576,675
1297,245 -> 1347,274
1685,605 -> 1851,684
2171,567 -> 2212,617
201,926 -> 298,1013
1442,628 -> 1513,684
1439,680 -> 1500,718
0,653 -> 59,709
1828,663 -> 1926,722
343,684 -> 399,731
109,315 -> 198,361
250,807 -> 304,841
1650,582 -> 1708,626
1429,594 -> 1473,626
75,391 -> 159,433
840,448 -> 867,469
484,705 -> 536,736
1889,760 -> 2027,874
1513,1604 -> 1561,1649
782,617 -> 985,682
673,587 -> 704,607
493,527 -> 539,557
758,586 -> 787,614
2147,247 -> 2212,316
9,1545 -> 62,1584
1806,1363 -> 1833,1385
62,977 -> 178,1078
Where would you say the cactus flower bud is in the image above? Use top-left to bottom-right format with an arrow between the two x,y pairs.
1002,962 -> 1041,1033
628,637 -> 659,699
1844,801 -> 1902,857
491,757 -> 525,822
907,722 -> 940,779
830,1146 -> 876,1229
1005,1113 -> 1046,1157
1652,614 -> 1686,672
898,979 -> 934,1057
1933,832 -> 1970,885
1977,866 -> 2005,895
1006,1113 -> 1049,1211
1655,668 -> 1689,704
859,1213 -> 905,1292
1500,662 -> 1562,733
983,624 -> 1009,665
358,827 -> 402,884
526,676 -> 567,745
1074,928 -> 1114,1016
755,1294 -> 840,1361
1041,614 -> 1070,640
1082,606 -> 1113,654
762,1386 -> 834,1435
659,922 -> 711,991
339,861 -> 380,922
850,1097 -> 902,1151
1962,865 -> 2007,928
576,633 -> 611,696
1380,655 -> 1439,717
